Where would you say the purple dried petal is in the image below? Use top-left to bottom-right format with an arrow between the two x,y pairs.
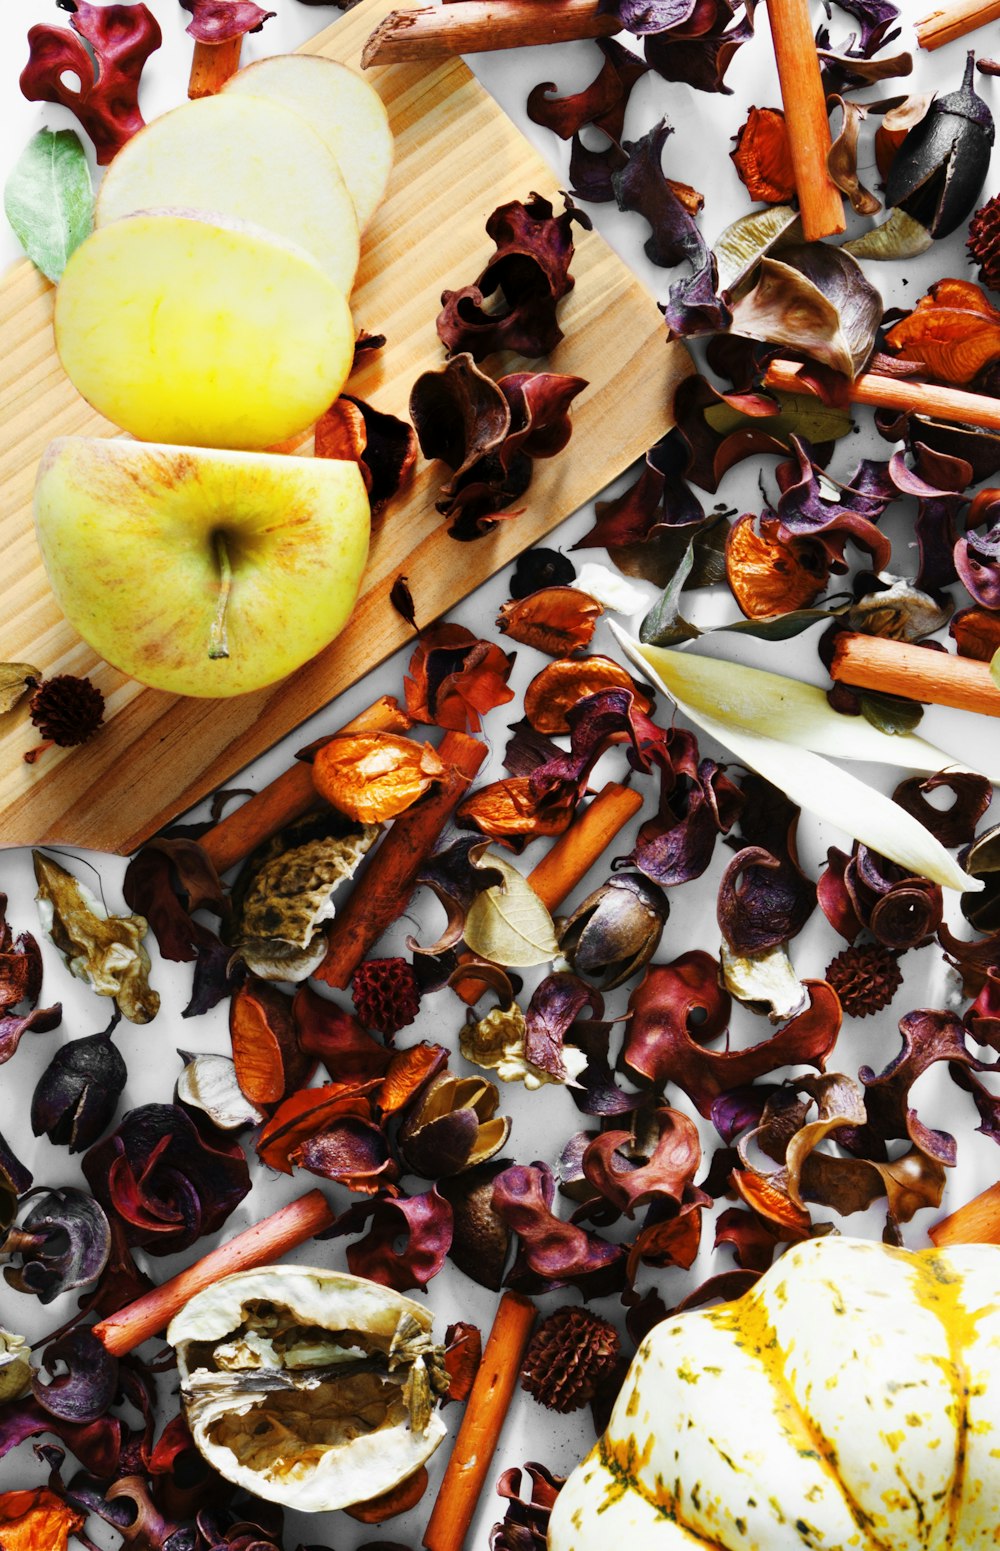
0,1396 -> 121,1476
582,1107 -> 702,1216
32,1328 -> 118,1424
491,1162 -> 626,1297
524,973 -> 603,1080
613,119 -> 708,269
643,0 -> 758,95
179,0 -> 275,43
329,1189 -> 453,1292
0,1002 -> 62,1066
3,1187 -> 110,1303
292,1118 -> 399,1193
858,1008 -> 1000,1164
895,769 -> 991,851
717,845 -> 816,953
775,439 -> 893,572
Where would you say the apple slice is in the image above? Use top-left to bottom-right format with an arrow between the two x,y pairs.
55,212 -> 355,449
223,55 -> 394,232
95,95 -> 360,293
35,438 -> 370,698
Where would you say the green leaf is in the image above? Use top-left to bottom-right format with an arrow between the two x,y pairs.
4,129 -> 94,284
464,854 -> 559,968
704,390 -> 853,446
858,690 -> 924,735
714,606 -> 848,642
639,541 -> 701,647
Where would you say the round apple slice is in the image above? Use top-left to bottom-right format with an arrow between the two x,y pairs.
95,94 -> 360,292
34,438 -> 370,698
223,55 -> 394,231
56,212 -> 355,449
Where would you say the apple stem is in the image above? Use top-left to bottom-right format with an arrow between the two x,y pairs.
208,532 -> 233,660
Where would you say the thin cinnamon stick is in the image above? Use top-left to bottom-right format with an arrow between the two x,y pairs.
830,632 -> 1000,716
915,0 -> 1000,50
199,695 -> 411,876
314,730 -> 488,989
423,1291 -> 537,1551
361,0 -> 616,66
765,357 -> 1000,433
93,1190 -> 334,1356
188,36 -> 244,98
764,0 -> 845,241
930,1181 -> 1000,1246
456,781 -> 644,1006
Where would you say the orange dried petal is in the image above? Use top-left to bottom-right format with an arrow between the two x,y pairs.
315,398 -> 367,463
443,1320 -> 482,1402
496,587 -> 602,656
312,732 -> 445,823
725,513 -> 829,619
378,1042 -> 448,1116
343,1466 -> 429,1524
405,625 -> 515,731
230,978 -> 304,1107
666,178 -> 704,217
0,1489 -> 83,1551
457,776 -> 575,841
884,281 -> 1000,384
256,1080 -> 379,1172
950,607 -> 1000,662
523,654 -> 653,734
730,1167 -> 812,1237
730,106 -> 795,204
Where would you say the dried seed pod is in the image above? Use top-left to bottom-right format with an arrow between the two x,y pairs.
885,52 -> 994,240
400,1072 -> 511,1178
496,588 -> 602,656
523,656 -> 652,735
229,978 -> 311,1107
176,1052 -> 265,1131
558,874 -> 668,990
30,1017 -> 126,1151
439,1160 -> 511,1292
521,1307 -> 619,1412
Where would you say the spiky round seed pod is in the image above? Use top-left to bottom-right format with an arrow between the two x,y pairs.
968,193 -> 1000,291
28,675 -> 105,748
351,956 -> 421,1037
520,1307 -> 620,1413
825,942 -> 902,1018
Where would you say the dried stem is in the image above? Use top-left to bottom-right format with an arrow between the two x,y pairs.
915,0 -> 1000,50
765,357 -> 1000,432
764,0 -> 845,240
930,1181 -> 1000,1245
830,632 -> 1000,716
189,35 -> 244,98
361,0 -> 617,66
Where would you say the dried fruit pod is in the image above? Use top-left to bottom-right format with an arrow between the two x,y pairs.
884,53 -> 994,240
523,656 -> 652,735
169,1265 -> 448,1512
400,1072 -> 511,1177
558,874 -> 668,990
496,588 -> 602,656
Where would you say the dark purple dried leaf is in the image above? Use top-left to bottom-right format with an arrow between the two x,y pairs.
524,973 -> 603,1080
492,1162 -> 626,1297
643,0 -> 758,95
0,1396 -> 120,1476
32,1328 -> 118,1424
717,844 -> 816,953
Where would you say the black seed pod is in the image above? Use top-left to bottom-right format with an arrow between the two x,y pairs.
31,1017 -> 126,1151
885,52 -> 994,239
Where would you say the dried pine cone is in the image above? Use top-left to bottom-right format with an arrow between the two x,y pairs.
25,674 -> 105,763
521,1307 -> 620,1413
968,193 -> 1000,291
825,942 -> 902,1018
351,956 -> 421,1037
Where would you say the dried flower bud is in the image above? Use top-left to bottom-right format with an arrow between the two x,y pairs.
558,873 -> 668,990
31,1018 -> 126,1151
24,674 -> 105,763
885,52 -> 994,240
401,1073 -> 511,1178
353,956 -> 421,1037
825,942 -> 902,1018
968,192 -> 1000,292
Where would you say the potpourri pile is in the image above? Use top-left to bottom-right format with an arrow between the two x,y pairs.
9,0 -> 1000,1546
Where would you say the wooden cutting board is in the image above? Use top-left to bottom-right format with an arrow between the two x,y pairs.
0,0 -> 688,855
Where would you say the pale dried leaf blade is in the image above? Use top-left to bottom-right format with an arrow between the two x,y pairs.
4,129 -> 93,283
464,854 -> 559,968
0,665 -> 41,715
32,851 -> 160,1022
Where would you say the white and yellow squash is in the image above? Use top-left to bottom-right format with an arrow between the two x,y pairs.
549,1236 -> 1000,1550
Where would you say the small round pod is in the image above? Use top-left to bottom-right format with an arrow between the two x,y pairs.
168,1265 -> 448,1512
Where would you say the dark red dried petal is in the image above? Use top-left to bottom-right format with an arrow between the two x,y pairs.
180,0 -> 275,43
329,1189 -> 453,1292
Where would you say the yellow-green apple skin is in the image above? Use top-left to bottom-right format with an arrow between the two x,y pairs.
95,94 -> 360,292
34,438 -> 370,698
223,55 -> 394,232
55,213 -> 355,450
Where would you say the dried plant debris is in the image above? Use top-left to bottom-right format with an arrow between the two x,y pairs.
33,853 -> 158,1025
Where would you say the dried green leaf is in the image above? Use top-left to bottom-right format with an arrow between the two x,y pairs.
844,206 -> 933,261
638,540 -> 701,647
703,391 -> 853,446
4,129 -> 93,283
33,852 -> 159,1024
714,606 -> 849,642
0,666 -> 40,716
464,854 -> 559,968
858,690 -> 925,735
712,204 -> 801,295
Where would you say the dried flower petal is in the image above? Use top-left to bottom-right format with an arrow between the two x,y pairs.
180,0 -> 274,43
731,106 -> 795,203
405,624 -> 515,733
328,1189 -> 453,1292
884,278 -> 1000,385
312,733 -> 445,824
316,394 -> 418,515
33,853 -> 158,1025
493,1162 -> 625,1298
725,513 -> 829,618
523,656 -> 649,735
255,1079 -> 379,1174
0,1487 -> 83,1551
497,589 -> 602,656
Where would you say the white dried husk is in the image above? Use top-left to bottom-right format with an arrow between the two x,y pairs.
169,1265 -> 447,1512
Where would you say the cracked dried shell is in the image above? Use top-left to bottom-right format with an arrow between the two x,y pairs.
169,1265 -> 447,1513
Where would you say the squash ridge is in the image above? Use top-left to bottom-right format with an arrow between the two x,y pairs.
917,1250 -> 973,1549
726,1293 -> 889,1551
595,1435 -> 729,1550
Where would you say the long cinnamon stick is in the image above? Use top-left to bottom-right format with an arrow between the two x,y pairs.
915,0 -> 1000,50
830,632 -> 1000,717
314,730 -> 488,988
199,695 -> 411,876
765,357 -> 1000,433
93,1190 -> 334,1356
764,0 -> 845,241
456,781 -> 644,1006
188,36 -> 244,98
423,1291 -> 536,1551
930,1182 -> 1000,1245
361,0 -> 616,66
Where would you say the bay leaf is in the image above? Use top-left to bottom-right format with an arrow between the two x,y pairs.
464,854 -> 559,968
0,664 -> 40,715
4,129 -> 93,284
639,539 -> 701,647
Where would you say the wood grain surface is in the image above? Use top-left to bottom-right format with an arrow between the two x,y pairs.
0,0 -> 688,854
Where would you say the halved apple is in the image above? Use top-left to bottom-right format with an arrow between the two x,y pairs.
95,94 -> 360,292
55,212 -> 355,449
34,438 -> 370,698
223,55 -> 394,232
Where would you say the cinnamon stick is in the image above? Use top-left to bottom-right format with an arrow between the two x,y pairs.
930,1182 -> 1000,1245
765,357 -> 1000,433
830,632 -> 1000,717
423,1291 -> 537,1551
361,0 -> 617,66
764,0 -> 845,240
915,0 -> 1000,50
93,1190 -> 334,1356
188,36 -> 244,98
199,695 -> 411,876
314,730 -> 488,989
456,781 -> 644,1006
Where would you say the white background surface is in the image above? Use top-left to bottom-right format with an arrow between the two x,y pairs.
3,2 -> 1000,1547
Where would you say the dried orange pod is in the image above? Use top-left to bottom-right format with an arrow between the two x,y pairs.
230,978 -> 310,1108
457,776 -> 575,841
884,279 -> 1000,384
523,654 -> 652,734
378,1042 -> 448,1116
496,587 -> 602,655
315,398 -> 367,464
725,514 -> 829,619
951,606 -> 1000,661
730,105 -> 795,203
343,1465 -> 429,1523
312,732 -> 445,823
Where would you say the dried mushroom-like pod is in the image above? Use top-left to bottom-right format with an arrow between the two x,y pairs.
230,810 -> 379,981
400,1072 -> 511,1177
558,874 -> 668,990
169,1265 -> 448,1512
